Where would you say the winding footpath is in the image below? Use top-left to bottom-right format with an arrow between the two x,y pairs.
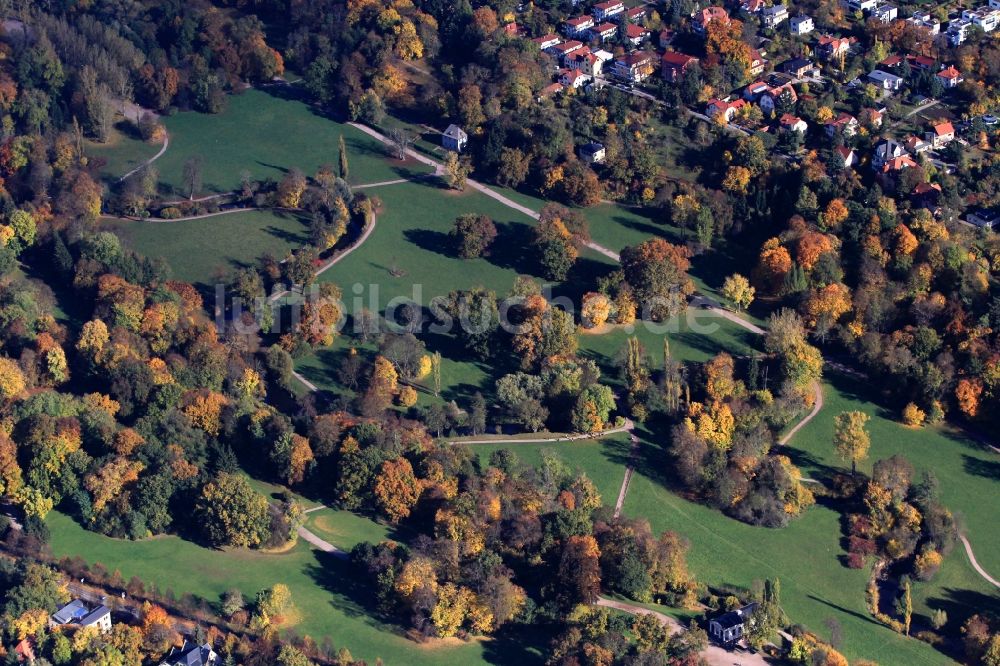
960,535 -> 1000,589
118,132 -> 170,183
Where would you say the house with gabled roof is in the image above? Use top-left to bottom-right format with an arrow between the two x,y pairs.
780,113 -> 808,133
532,34 -> 562,50
564,15 -> 595,36
566,47 -> 602,76
926,121 -> 955,148
762,4 -> 789,28
759,83 -> 798,113
709,603 -> 758,644
442,124 -> 468,152
611,51 -> 655,82
741,0 -> 766,13
693,6 -> 730,34
553,40 -> 585,61
49,600 -> 112,634
625,6 -> 647,22
159,642 -> 217,666
817,35 -> 853,60
748,48 -> 768,76
905,135 -> 932,154
835,145 -> 857,168
825,112 -> 859,137
661,51 -> 699,82
590,22 -> 618,41
937,66 -> 963,88
592,0 -> 625,21
559,68 -> 591,88
625,23 -> 651,45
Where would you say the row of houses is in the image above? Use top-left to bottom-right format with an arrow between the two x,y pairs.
948,1 -> 1000,45
562,1 -> 649,37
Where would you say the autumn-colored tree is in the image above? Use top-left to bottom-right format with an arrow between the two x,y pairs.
581,292 -> 612,328
834,411 -> 870,477
704,353 -> 737,401
0,357 -> 25,401
373,457 -> 421,522
722,166 -> 751,194
753,238 -> 793,294
721,273 -> 754,311
796,231 -> 836,271
557,534 -> 602,605
902,403 -> 926,427
534,216 -> 579,281
277,168 -> 307,208
802,283 -> 852,329
182,390 -> 229,436
822,198 -> 849,230
363,355 -> 399,414
620,238 -> 693,321
450,213 -> 497,259
85,457 -> 144,514
955,377 -> 983,418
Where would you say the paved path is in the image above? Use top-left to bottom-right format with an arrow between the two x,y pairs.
354,178 -> 409,189
451,420 -> 633,445
960,534 -> 1000,589
709,307 -> 765,335
613,431 -> 639,519
119,132 -> 169,182
296,524 -> 349,559
291,370 -> 318,392
596,598 -> 770,666
778,382 -> 824,446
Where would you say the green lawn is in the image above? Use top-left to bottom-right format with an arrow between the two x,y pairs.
303,508 -> 395,551
46,511 -> 548,666
106,209 -> 310,286
156,89 -> 433,197
85,122 -> 161,183
468,432 -> 633,506
783,370 -> 1000,629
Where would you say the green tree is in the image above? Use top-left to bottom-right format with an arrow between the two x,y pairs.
834,411 -> 871,477
195,473 -> 271,548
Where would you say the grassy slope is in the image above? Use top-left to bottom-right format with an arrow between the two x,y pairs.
468,433 -> 633,506
46,511 -> 547,666
156,89 -> 432,197
85,122 -> 160,183
106,209 -> 309,286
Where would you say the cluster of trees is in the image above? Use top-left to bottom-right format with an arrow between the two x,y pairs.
351,444 -> 698,643
668,349 -> 817,528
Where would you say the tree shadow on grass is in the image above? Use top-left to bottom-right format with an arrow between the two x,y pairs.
962,454 -> 1000,481
481,623 -> 554,666
806,594 -> 883,627
486,221 -> 540,276
402,228 -> 453,259
607,212 -> 685,246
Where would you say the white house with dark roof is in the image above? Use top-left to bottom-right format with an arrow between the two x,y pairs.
709,603 -> 758,644
49,600 -> 112,634
761,4 -> 789,28
159,642 -> 218,666
790,14 -> 814,34
442,125 -> 467,153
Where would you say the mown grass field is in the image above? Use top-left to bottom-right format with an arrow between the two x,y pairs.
106,209 -> 310,286
156,89 -> 433,197
784,371 -> 1000,629
46,510 -> 548,666
85,121 -> 161,183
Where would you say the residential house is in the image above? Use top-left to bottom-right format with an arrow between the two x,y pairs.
780,113 -> 808,132
907,11 -> 941,35
532,34 -> 562,50
963,8 -> 1000,32
867,69 -> 904,91
552,40 -> 585,61
625,23 -> 651,45
759,83 -> 798,112
874,4 -> 898,22
49,600 -> 112,634
967,207 -> 1000,229
709,603 -> 758,644
816,35 -> 852,60
159,642 -> 218,666
861,107 -> 884,128
912,182 -> 942,209
590,22 -> 618,41
706,98 -> 748,122
625,6 -> 647,22
538,81 -> 565,98
926,120 -> 955,148
748,48 -> 768,76
693,6 -> 730,34
566,48 -> 603,76
559,68 -> 591,88
14,639 -> 35,664
741,0 -> 766,13
442,124 -> 468,152
579,142 -> 606,164
761,4 -> 789,28
662,52 -> 699,82
873,139 -> 906,170
879,55 -> 903,69
835,146 -> 858,168
564,15 -> 595,36
594,49 -> 615,65
790,14 -> 815,34
743,79 -> 771,101
937,66 -> 963,88
503,21 -> 519,37
907,54 -> 936,71
840,0 -> 877,12
825,112 -> 859,137
905,135 -> 932,154
992,0 -> 1000,9
947,19 -> 971,46
612,51 -> 655,82
592,0 -> 625,21
781,57 -> 814,77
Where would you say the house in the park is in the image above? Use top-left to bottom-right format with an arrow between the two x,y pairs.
159,642 -> 218,666
790,14 -> 815,35
442,124 -> 468,152
709,603 -> 758,644
579,142 -> 607,164
748,48 -> 768,76
49,600 -> 112,634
